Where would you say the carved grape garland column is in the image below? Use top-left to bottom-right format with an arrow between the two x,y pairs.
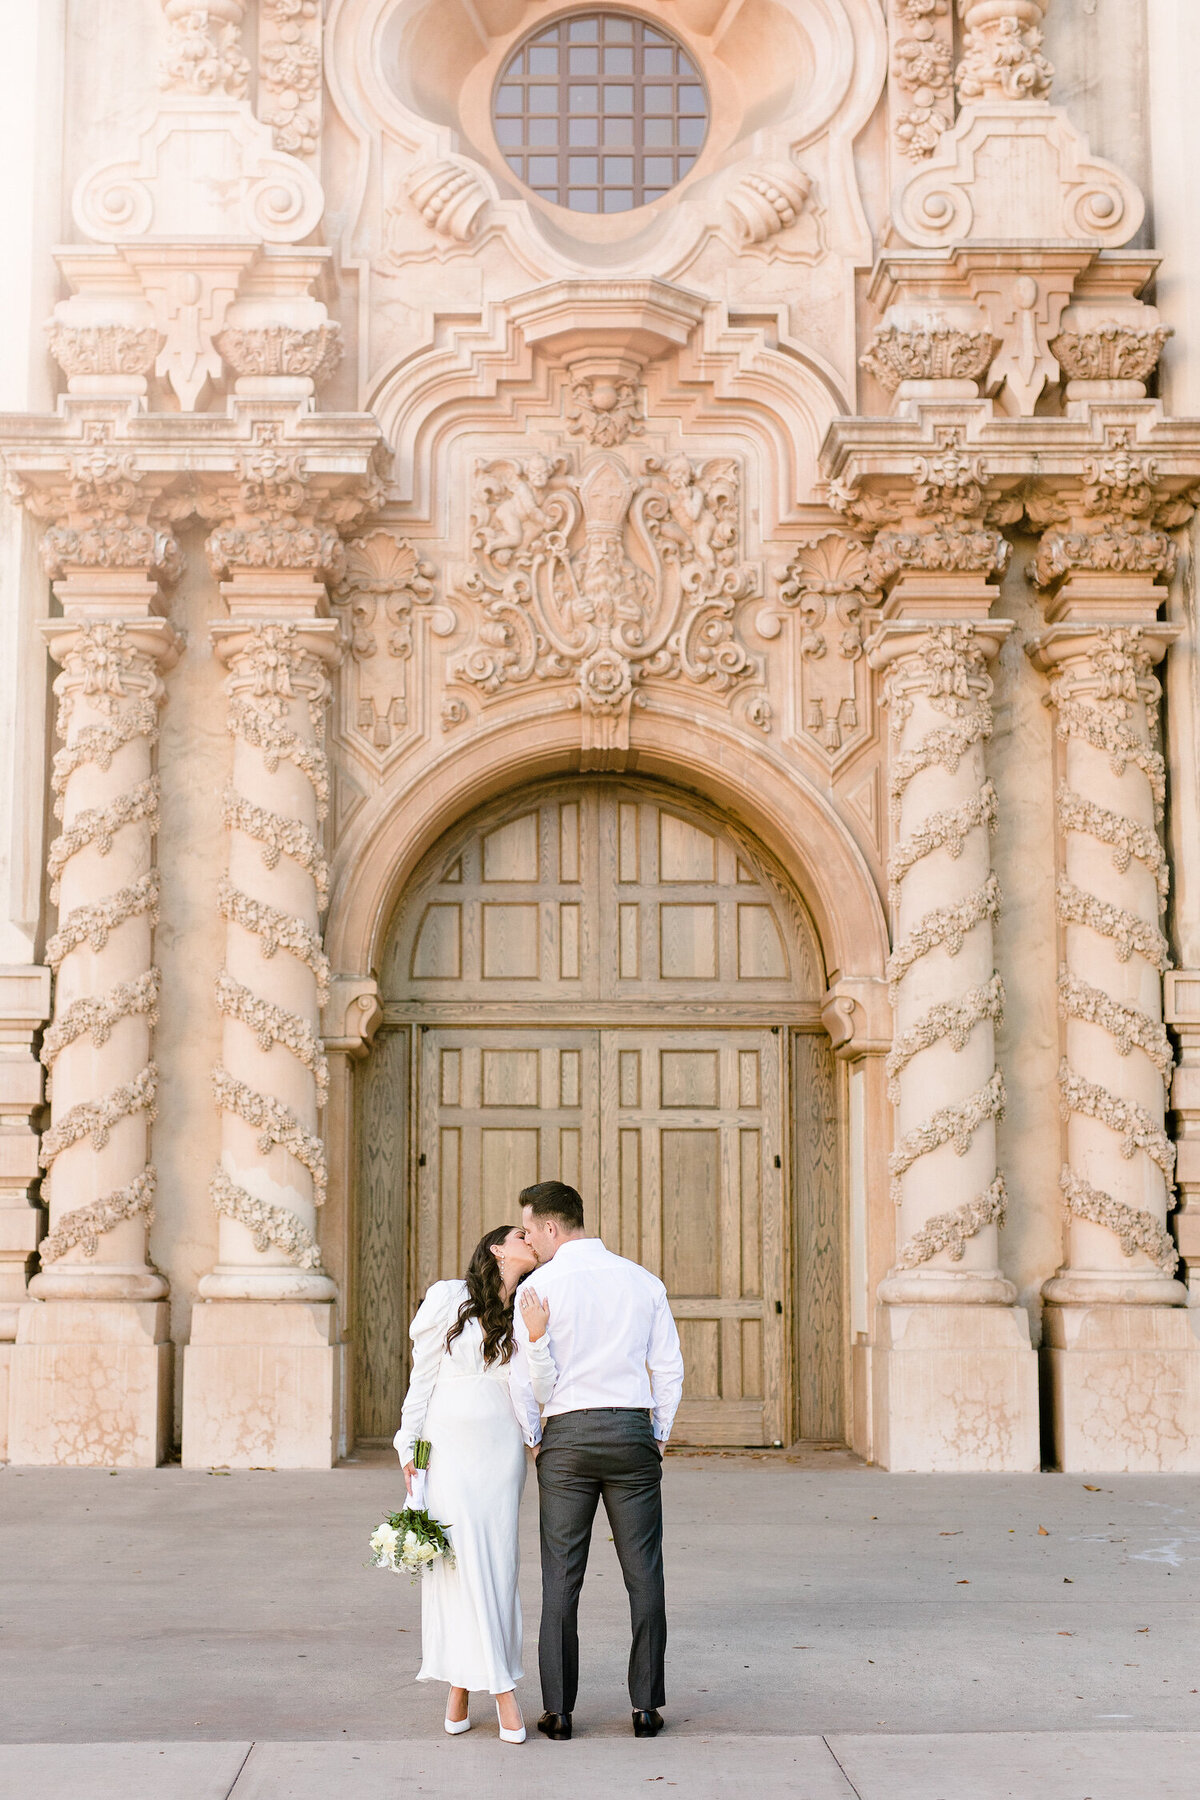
872,622 -> 1012,1298
1031,626 -> 1182,1301
204,618 -> 336,1299
35,619 -> 179,1298
832,433 -> 1039,1472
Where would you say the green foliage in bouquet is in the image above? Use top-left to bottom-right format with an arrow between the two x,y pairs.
369,1438 -> 455,1577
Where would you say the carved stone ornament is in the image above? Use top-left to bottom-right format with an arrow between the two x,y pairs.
203,434 -> 385,585
1048,322 -> 1173,386
9,432 -> 184,586
768,534 -> 882,756
565,369 -> 644,447
1026,432 -> 1190,591
215,323 -> 343,386
46,323 -> 161,381
73,8 -> 323,245
891,20 -> 954,162
258,0 -> 322,157
725,163 -> 812,243
331,530 -> 452,762
158,0 -> 249,99
955,1 -> 1053,105
859,320 -> 997,393
405,160 -> 489,243
450,449 -> 759,761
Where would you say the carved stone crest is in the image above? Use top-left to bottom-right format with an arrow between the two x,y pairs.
767,534 -> 882,757
331,531 -> 446,763
449,449 -> 759,763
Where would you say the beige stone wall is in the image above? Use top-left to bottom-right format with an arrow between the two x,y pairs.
1,0 -> 1199,1470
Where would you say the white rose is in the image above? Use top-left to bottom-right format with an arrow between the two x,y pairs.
404,1530 -> 419,1550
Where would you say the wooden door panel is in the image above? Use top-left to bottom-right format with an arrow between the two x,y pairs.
601,1027 -> 786,1446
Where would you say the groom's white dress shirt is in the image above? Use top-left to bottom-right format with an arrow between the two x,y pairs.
511,1237 -> 685,1448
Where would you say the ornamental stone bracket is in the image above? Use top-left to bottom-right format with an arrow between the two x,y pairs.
861,250 -> 1169,419
891,1 -> 1144,250
322,978 -> 383,1061
49,246 -> 343,415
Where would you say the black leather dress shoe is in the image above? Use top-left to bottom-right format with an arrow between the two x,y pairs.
537,1711 -> 572,1740
632,1709 -> 665,1737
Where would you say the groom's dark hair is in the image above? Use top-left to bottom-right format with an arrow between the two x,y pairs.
520,1181 -> 585,1232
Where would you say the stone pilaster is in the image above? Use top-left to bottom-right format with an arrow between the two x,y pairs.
847,438 -> 1038,1470
0,966 -> 51,1458
6,446 -> 181,1465
1028,444 -> 1200,1471
1165,972 -> 1200,1297
182,440 -> 375,1469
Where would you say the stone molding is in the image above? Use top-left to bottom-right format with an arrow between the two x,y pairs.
0,967 -> 52,1340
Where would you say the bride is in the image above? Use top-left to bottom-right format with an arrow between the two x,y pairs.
394,1224 -> 551,1743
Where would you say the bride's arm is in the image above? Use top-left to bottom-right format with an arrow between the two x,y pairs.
393,1282 -> 451,1467
517,1286 -> 558,1406
508,1292 -> 551,1445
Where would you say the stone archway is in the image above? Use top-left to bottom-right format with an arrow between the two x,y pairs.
351,773 -> 855,1449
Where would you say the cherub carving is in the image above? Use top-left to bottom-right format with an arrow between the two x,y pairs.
473,455 -> 562,566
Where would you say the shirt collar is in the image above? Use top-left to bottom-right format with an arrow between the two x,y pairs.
541,1236 -> 607,1270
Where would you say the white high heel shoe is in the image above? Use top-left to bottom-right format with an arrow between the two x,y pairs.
496,1699 -> 526,1744
444,1707 -> 471,1736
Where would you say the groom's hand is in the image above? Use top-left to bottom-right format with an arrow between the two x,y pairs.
519,1287 -> 550,1341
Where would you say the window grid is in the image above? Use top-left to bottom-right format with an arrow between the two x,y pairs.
493,13 -> 708,214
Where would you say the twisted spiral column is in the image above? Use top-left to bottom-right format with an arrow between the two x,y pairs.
871,621 -> 1015,1303
201,620 -> 337,1301
32,620 -> 181,1301
1032,625 -> 1185,1305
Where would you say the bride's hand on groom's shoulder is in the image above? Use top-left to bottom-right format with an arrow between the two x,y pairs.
518,1286 -> 550,1341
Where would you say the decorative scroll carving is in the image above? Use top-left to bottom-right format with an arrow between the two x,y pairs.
450,449 -> 758,759
772,534 -> 880,757
331,532 -> 444,760
896,1176 -> 1008,1269
258,0 -> 322,156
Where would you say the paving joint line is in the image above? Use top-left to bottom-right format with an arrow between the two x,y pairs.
223,1741 -> 255,1797
822,1735 -> 865,1800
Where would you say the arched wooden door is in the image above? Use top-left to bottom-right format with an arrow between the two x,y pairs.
360,780 -> 837,1447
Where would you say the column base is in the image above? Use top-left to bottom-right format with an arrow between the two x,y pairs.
198,1265 -> 336,1303
28,1264 -> 169,1303
871,1301 -> 1041,1471
182,1301 -> 341,1469
6,1301 -> 171,1466
1043,1302 -> 1200,1472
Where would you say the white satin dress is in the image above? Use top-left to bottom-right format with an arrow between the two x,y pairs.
394,1280 -> 531,1695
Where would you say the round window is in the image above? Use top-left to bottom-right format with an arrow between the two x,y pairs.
492,12 -> 709,214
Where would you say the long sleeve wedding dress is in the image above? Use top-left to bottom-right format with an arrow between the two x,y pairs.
394,1279 -> 541,1695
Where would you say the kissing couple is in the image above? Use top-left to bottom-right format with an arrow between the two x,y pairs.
393,1179 -> 685,1745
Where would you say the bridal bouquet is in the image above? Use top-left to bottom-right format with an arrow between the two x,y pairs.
369,1438 -> 454,1578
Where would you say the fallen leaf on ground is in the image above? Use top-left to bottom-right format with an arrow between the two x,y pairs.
940,1531 -> 962,1536
956,1579 -> 970,1585
1083,1484 -> 1102,1491
1038,1525 -> 1050,1535
1137,1627 -> 1150,1633
1058,1631 -> 1074,1636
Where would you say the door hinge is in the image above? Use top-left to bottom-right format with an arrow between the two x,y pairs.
418,1153 -> 427,1167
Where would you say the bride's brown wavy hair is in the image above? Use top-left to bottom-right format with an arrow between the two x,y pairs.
445,1225 -> 518,1366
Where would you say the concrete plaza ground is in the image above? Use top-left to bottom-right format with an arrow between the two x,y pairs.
1,1447 -> 1198,1797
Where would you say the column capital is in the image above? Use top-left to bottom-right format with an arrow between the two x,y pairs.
42,616 -> 185,692
1026,620 -> 1180,693
867,617 -> 1013,690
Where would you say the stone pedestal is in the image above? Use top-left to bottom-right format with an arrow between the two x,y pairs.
1043,1302 -> 1200,1472
181,1301 -> 340,1469
7,1300 -> 170,1466
872,1301 -> 1041,1472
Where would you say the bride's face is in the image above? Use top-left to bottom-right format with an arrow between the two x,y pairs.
495,1226 -> 538,1282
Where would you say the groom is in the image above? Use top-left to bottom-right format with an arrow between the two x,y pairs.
511,1180 -> 685,1742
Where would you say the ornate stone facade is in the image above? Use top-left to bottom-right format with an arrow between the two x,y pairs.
1,0 -> 1199,1473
